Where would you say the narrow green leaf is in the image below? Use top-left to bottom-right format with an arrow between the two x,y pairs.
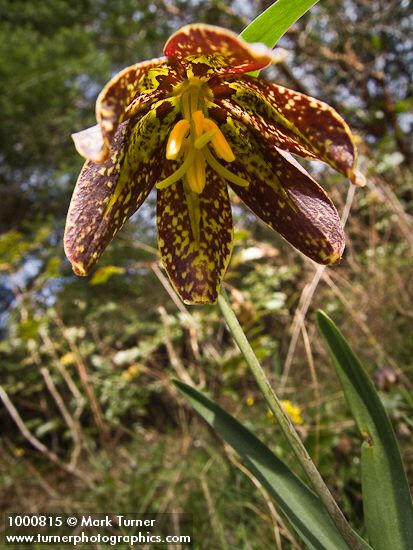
175,380 -> 371,550
240,0 -> 319,48
317,310 -> 413,550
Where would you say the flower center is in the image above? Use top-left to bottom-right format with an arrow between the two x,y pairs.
156,82 -> 249,194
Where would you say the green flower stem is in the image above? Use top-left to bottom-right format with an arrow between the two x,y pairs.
218,289 -> 362,550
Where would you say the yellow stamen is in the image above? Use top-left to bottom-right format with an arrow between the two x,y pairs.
203,119 -> 235,162
156,146 -> 195,189
166,119 -> 190,160
203,147 -> 249,188
162,81 -> 246,201
186,149 -> 206,194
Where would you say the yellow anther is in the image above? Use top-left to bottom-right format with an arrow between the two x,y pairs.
202,118 -> 217,133
203,119 -> 235,162
163,92 -> 239,198
166,119 -> 190,160
203,147 -> 249,188
186,149 -> 206,194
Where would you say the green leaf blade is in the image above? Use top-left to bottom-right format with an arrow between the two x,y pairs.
317,310 -> 413,550
240,0 -> 319,48
175,380 -> 371,550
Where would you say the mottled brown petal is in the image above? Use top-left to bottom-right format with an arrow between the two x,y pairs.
211,76 -> 357,180
65,99 -> 179,276
164,23 -> 274,79
157,168 -> 233,304
93,58 -> 182,162
222,118 -> 345,264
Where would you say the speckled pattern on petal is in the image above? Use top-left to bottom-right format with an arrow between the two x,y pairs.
65,99 -> 179,275
95,58 -> 182,161
157,167 -> 233,304
232,77 -> 357,178
222,118 -> 345,264
164,24 -> 273,79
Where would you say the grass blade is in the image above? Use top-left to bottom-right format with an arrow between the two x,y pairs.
175,380 -> 371,550
317,310 -> 413,550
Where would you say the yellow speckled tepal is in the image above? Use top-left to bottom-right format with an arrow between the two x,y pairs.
65,23 -> 361,304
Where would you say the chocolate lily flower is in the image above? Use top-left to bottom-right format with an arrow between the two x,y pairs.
65,24 -> 359,304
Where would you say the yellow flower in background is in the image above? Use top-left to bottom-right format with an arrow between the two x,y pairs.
267,400 -> 303,425
60,352 -> 77,366
65,23 -> 359,304
121,364 -> 141,381
13,447 -> 25,457
281,400 -> 303,425
246,396 -> 255,407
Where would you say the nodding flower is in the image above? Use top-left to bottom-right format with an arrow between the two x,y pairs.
65,24 -> 361,304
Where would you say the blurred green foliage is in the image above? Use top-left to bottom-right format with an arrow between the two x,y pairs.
0,0 -> 412,548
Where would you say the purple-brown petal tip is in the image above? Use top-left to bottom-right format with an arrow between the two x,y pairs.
164,23 -> 274,77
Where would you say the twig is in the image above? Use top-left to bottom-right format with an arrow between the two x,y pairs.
39,328 -> 84,406
301,322 -> 321,465
280,263 -> 325,393
39,328 -> 85,428
53,315 -> 110,448
322,270 -> 413,390
152,262 -> 201,361
158,306 -> 195,386
40,367 -> 82,468
152,263 -> 189,315
0,385 -> 91,486
280,184 -> 356,392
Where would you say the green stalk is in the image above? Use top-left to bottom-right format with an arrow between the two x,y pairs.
217,289 -> 362,550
